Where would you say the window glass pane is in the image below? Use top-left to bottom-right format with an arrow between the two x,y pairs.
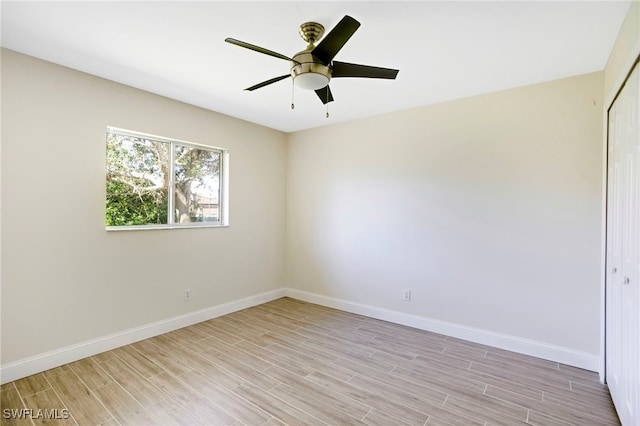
106,133 -> 169,226
174,144 -> 221,223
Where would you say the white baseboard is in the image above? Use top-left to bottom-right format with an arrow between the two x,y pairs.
0,289 -> 285,384
1,286 -> 600,384
283,288 -> 600,372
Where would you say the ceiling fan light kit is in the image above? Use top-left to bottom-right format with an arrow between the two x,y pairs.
225,15 -> 399,113
291,52 -> 331,90
293,71 -> 330,91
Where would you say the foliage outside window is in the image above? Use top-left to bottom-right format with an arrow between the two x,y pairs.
106,127 -> 227,229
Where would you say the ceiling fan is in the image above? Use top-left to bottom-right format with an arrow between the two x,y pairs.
225,15 -> 399,106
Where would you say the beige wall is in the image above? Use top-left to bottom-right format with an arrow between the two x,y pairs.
286,72 -> 604,355
0,49 -> 287,364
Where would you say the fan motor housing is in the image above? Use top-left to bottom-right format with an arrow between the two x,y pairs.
290,50 -> 332,90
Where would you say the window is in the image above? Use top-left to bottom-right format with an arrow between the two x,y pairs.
106,127 -> 228,229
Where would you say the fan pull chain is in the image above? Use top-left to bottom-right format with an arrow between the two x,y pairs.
325,86 -> 330,118
291,82 -> 295,110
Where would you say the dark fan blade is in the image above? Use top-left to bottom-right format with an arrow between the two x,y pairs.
245,74 -> 290,91
225,38 -> 295,62
314,85 -> 334,104
332,61 -> 399,79
312,15 -> 360,65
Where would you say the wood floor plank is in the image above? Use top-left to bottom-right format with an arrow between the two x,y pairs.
113,407 -> 161,426
234,340 -> 315,377
216,314 -> 275,337
268,338 -> 337,364
386,384 -> 508,426
443,394 -> 529,425
424,416 -> 458,426
306,371 -> 429,425
90,351 -> 118,364
22,388 -> 75,425
265,341 -> 358,380
390,364 -> 487,396
99,358 -> 165,407
294,321 -> 340,338
1,298 -> 620,426
159,330 -> 212,353
129,339 -> 193,376
334,357 -> 449,407
441,344 -> 488,361
362,408 -> 415,426
205,340 -> 274,373
247,317 -> 304,337
194,320 -> 246,344
370,333 -> 447,358
262,416 -> 287,426
486,384 -> 618,426
147,334 -> 205,359
198,348 -> 280,391
357,322 -> 446,346
68,358 -> 113,391
469,360 -> 574,395
134,398 -> 194,426
40,365 -> 71,382
47,370 -> 113,425
257,307 -> 310,326
263,365 -> 372,420
568,380 -> 616,403
299,335 -> 378,364
90,382 -> 146,424
243,330 -> 311,350
0,384 -> 32,426
473,356 -> 572,389
543,388 -> 619,424
431,363 -> 545,402
485,349 -> 560,372
231,382 -> 325,426
269,383 -> 368,425
203,317 -> 263,339
96,418 -> 118,425
349,373 -> 448,413
177,369 -> 272,426
111,345 -> 164,379
558,364 -> 601,384
165,348 -> 246,391
412,351 -> 474,371
257,306 -> 312,324
327,328 -> 375,345
150,398 -> 205,426
526,409 -> 575,426
12,375 -> 50,398
146,371 -> 238,425
167,324 -> 210,343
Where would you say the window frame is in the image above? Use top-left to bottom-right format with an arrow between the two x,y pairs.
106,126 -> 229,231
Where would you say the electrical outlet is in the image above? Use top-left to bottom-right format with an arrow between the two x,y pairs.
403,290 -> 411,302
184,289 -> 192,301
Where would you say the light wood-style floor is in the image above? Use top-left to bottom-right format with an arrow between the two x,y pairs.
1,297 -> 620,425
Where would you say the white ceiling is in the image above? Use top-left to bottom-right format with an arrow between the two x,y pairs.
0,1 -> 632,133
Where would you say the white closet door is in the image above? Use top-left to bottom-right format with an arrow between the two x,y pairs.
607,61 -> 640,426
606,87 -> 623,403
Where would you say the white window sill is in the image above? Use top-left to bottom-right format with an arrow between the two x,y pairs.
106,223 -> 229,232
